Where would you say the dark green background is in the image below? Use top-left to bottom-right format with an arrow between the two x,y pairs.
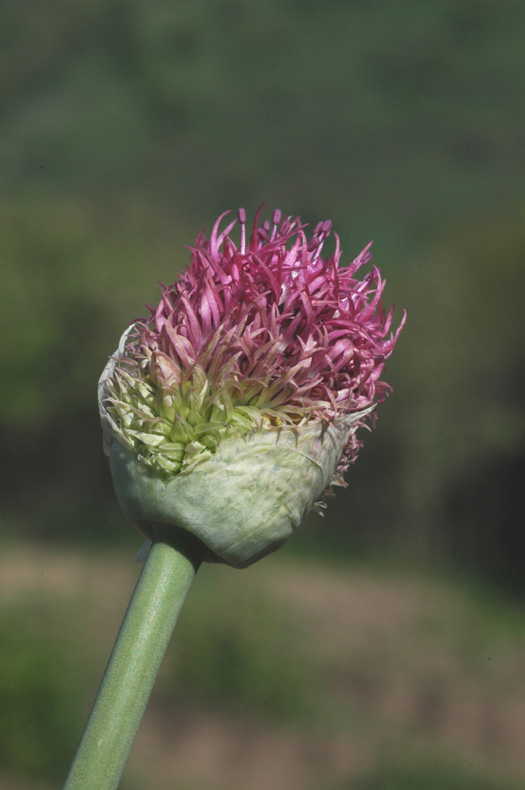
1,3 -> 525,788
2,0 -> 523,587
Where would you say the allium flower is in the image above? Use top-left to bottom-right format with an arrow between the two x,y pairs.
99,208 -> 405,567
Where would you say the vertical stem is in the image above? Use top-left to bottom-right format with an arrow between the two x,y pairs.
63,537 -> 204,790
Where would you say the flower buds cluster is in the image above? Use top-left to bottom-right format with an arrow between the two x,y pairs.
99,208 -> 404,567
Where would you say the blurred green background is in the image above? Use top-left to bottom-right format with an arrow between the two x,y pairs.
1,1 -> 524,788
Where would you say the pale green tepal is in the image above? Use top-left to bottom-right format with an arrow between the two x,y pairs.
99,327 -> 372,568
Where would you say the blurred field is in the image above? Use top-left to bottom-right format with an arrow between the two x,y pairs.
1,0 -> 524,585
1,2 -> 525,787
1,542 -> 525,789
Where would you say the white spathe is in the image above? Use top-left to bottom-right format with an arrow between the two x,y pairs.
99,328 -> 372,568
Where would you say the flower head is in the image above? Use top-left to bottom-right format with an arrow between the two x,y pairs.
99,208 -> 405,567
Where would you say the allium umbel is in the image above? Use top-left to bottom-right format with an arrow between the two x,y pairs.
99,208 -> 405,567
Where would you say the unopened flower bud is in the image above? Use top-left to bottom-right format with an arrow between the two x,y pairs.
99,208 -> 404,567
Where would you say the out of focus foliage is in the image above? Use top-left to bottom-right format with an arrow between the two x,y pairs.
2,0 -> 524,238
3,551 -> 525,787
1,0 -> 524,587
0,597 -> 91,781
343,759 -> 521,790
162,570 -> 316,720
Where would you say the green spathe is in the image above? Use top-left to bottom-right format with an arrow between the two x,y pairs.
108,414 -> 368,568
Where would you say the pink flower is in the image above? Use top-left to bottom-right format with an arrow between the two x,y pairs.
99,208 -> 405,566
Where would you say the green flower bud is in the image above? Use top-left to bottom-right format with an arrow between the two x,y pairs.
105,402 -> 370,568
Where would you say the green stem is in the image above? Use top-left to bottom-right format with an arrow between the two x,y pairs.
63,537 -> 204,790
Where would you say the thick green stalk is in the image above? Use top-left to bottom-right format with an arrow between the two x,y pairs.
63,536 -> 204,790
